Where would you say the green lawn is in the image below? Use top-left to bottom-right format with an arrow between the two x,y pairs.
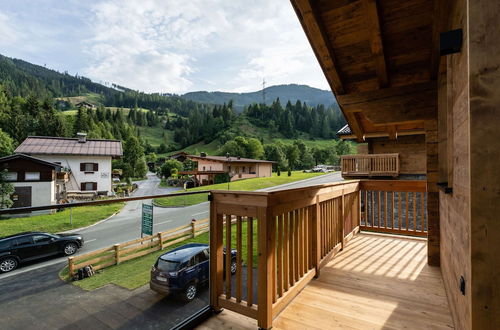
153,171 -> 326,207
0,203 -> 124,237
62,220 -> 258,291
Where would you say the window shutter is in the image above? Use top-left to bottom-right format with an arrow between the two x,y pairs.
92,182 -> 97,190
93,163 -> 99,171
80,163 -> 85,171
81,183 -> 86,191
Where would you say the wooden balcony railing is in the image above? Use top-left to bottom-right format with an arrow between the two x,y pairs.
341,153 -> 399,177
209,181 -> 361,329
360,180 -> 428,237
208,179 -> 428,328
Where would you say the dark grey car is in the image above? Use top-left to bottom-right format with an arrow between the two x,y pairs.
0,231 -> 84,273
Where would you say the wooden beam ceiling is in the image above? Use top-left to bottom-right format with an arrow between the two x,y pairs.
292,0 -> 345,94
363,0 -> 388,87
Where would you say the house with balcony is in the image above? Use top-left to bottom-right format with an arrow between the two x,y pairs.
181,153 -> 275,186
14,133 -> 123,198
0,153 -> 62,211
196,0 -> 499,329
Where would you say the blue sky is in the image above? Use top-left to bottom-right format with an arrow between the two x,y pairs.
0,0 -> 329,94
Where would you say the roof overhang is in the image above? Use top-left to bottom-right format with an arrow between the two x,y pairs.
291,0 -> 451,141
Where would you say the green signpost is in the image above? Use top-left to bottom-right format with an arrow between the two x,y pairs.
141,204 -> 154,236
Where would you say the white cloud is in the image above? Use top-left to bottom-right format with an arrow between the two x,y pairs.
0,12 -> 22,46
83,0 -> 329,94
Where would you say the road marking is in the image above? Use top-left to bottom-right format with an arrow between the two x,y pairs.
85,239 -> 97,243
156,220 -> 172,225
192,211 -> 208,216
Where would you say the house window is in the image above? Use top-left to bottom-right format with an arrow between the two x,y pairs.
203,166 -> 206,171
81,182 -> 97,191
5,172 -> 17,181
25,172 -> 40,181
80,163 -> 98,172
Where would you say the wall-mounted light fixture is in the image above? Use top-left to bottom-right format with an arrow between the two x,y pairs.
440,29 -> 463,56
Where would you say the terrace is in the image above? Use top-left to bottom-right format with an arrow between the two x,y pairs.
200,179 -> 449,329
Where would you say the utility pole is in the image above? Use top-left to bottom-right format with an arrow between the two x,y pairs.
262,78 -> 266,105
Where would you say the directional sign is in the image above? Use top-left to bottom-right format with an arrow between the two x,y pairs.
142,204 -> 154,236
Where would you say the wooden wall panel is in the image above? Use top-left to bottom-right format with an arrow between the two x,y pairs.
469,0 -> 500,328
438,0 -> 471,329
369,135 -> 426,174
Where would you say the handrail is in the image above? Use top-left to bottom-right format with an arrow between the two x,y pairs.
341,153 -> 399,177
209,180 -> 361,329
0,190 -> 210,215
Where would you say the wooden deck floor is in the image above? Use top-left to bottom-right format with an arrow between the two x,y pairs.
197,233 -> 454,330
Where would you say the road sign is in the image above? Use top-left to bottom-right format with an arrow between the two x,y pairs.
141,204 -> 154,236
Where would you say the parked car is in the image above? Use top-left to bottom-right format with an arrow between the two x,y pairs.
150,243 -> 237,301
0,231 -> 84,273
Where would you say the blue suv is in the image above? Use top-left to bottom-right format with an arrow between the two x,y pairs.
150,243 -> 237,301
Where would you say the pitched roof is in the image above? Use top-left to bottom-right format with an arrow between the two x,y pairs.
337,124 -> 352,136
15,136 -> 123,157
0,153 -> 62,169
187,154 -> 276,164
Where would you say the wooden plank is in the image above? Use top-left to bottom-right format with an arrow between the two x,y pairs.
283,213 -> 289,292
257,206 -> 275,329
359,226 -> 428,237
272,268 -> 317,319
226,215 -> 232,299
313,196 -> 321,277
246,217 -> 253,307
119,245 -> 161,262
360,180 -> 427,192
291,0 -> 344,94
74,254 -> 115,269
236,216 -> 242,303
421,192 -> 425,232
405,192 -> 409,231
218,296 -> 258,320
413,192 -> 417,232
72,246 -> 114,262
209,206 -> 224,311
363,0 -> 388,87
398,191 -> 402,231
391,192 -> 395,230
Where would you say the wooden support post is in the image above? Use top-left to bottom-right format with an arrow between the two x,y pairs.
341,190 -> 345,250
209,201 -> 223,312
312,196 -> 321,278
191,219 -> 196,238
257,205 -> 275,330
68,257 -> 74,277
157,232 -> 163,249
114,244 -> 120,265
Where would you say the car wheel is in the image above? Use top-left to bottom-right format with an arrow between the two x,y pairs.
0,257 -> 18,273
183,283 -> 197,302
230,259 -> 237,275
63,242 -> 78,256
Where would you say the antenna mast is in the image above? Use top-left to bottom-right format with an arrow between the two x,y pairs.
262,78 -> 266,105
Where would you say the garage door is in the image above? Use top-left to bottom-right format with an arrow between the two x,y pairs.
12,186 -> 32,208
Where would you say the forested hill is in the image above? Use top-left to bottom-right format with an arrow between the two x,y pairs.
181,84 -> 338,110
0,54 -> 128,98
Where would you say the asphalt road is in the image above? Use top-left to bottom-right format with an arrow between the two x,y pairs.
0,171 -> 343,279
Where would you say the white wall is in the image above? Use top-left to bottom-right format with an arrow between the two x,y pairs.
34,155 -> 113,194
13,181 -> 55,206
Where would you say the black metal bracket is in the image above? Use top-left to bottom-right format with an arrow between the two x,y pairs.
437,182 -> 453,194
440,29 -> 463,56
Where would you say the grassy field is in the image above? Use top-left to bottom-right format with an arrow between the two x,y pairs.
0,203 -> 124,237
154,171 -> 326,207
62,221 -> 257,291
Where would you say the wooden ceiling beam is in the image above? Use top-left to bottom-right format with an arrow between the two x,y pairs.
336,81 -> 436,105
387,125 -> 397,140
363,0 -> 388,87
345,112 -> 365,142
291,0 -> 345,94
430,0 -> 453,80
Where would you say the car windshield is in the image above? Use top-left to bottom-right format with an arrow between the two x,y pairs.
157,259 -> 181,272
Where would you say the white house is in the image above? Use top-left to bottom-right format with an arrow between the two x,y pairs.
0,154 -> 61,211
15,133 -> 123,196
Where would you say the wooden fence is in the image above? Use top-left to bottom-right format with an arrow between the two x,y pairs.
341,153 -> 399,177
209,181 -> 361,329
68,218 -> 209,277
359,180 -> 427,237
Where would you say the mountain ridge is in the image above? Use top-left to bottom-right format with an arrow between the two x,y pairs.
181,84 -> 338,109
